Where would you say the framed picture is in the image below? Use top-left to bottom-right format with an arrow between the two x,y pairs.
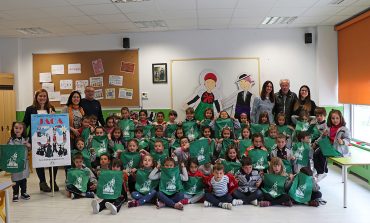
152,63 -> 167,83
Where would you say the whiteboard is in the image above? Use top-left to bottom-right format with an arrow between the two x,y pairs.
171,58 -> 260,121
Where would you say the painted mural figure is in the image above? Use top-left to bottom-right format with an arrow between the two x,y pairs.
186,72 -> 222,121
222,74 -> 255,120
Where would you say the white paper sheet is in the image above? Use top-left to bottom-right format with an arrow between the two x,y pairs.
49,91 -> 61,102
75,80 -> 89,92
90,76 -> 103,87
51,64 -> 64,75
42,83 -> 55,93
68,63 -> 81,74
39,72 -> 52,83
118,88 -> 133,100
60,94 -> 69,104
109,75 -> 123,86
105,88 -> 115,99
60,80 -> 73,90
94,89 -> 104,100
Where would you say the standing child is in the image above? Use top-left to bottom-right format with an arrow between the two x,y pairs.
258,111 -> 270,125
312,107 -> 329,181
220,145 -> 241,175
244,133 -> 269,172
200,108 -> 215,128
152,112 -> 167,128
91,159 -> 128,215
238,126 -> 252,156
292,131 -> 313,173
275,112 -> 294,147
232,157 -> 263,206
198,126 -> 215,176
134,127 -> 149,152
181,158 -> 205,205
170,127 -> 184,151
104,116 -> 115,135
119,107 -> 135,146
109,127 -> 124,158
121,139 -> 141,193
8,122 -> 31,201
215,127 -> 236,159
264,124 -> 278,153
211,110 -> 241,139
270,134 -> 294,174
327,109 -> 350,157
136,109 -> 151,127
128,154 -> 158,208
151,140 -> 168,165
235,112 -> 250,139
149,157 -> 188,210
173,137 -> 191,164
165,110 -> 178,139
260,157 -> 293,207
181,107 -> 200,141
203,163 -> 238,210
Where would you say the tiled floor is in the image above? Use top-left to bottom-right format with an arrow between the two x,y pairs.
1,164 -> 370,223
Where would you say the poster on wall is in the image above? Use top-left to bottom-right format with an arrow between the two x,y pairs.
120,61 -> 135,73
60,94 -> 69,104
60,80 -> 73,90
92,58 -> 104,75
42,83 -> 55,93
31,114 -> 71,168
68,63 -> 81,74
90,76 -> 103,87
39,72 -> 52,83
109,75 -> 123,86
105,88 -> 115,99
51,64 -> 64,75
95,89 -> 104,100
49,91 -> 61,102
118,88 -> 133,100
75,80 -> 89,92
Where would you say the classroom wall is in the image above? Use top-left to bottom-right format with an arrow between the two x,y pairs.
0,26 -> 340,114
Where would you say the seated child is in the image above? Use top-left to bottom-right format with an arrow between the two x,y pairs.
91,159 -> 128,215
232,157 -> 263,206
203,163 -> 238,210
66,153 -> 97,199
173,137 -> 190,164
181,158 -> 205,205
149,157 -> 188,210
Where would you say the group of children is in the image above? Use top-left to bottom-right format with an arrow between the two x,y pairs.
6,105 -> 350,213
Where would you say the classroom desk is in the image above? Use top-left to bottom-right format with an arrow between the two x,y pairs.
329,147 -> 370,208
0,181 -> 13,223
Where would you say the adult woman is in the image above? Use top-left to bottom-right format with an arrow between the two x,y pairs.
23,89 -> 58,192
61,90 -> 85,146
293,85 -> 316,117
251,81 -> 275,123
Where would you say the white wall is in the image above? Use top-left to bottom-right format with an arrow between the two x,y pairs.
0,27 -> 338,111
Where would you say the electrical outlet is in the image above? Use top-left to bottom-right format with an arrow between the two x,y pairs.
141,92 -> 148,100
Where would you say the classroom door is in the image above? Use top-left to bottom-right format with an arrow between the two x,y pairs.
0,90 -> 16,144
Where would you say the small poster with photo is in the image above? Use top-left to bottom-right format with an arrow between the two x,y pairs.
118,88 -> 133,100
90,76 -> 103,88
109,75 -> 123,86
60,80 -> 73,90
94,89 -> 104,100
152,63 -> 167,84
105,88 -> 115,100
68,63 -> 81,74
92,58 -> 104,75
120,61 -> 135,73
75,80 -> 89,92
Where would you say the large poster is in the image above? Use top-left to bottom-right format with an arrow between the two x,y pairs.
31,114 -> 71,168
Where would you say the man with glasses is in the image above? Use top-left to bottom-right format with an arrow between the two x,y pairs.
80,86 -> 105,126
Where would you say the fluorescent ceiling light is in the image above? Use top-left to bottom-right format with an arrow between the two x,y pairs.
16,27 -> 51,35
262,16 -> 297,25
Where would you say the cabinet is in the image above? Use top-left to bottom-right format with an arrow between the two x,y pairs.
0,73 -> 16,144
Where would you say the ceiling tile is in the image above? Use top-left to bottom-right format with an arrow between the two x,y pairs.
2,9 -> 51,20
230,17 -> 265,25
156,0 -> 196,10
320,15 -> 351,24
233,8 -> 272,17
294,16 -> 330,23
268,7 -> 309,16
353,0 -> 370,6
236,0 -> 278,8
274,0 -> 320,7
0,20 -> 37,29
102,22 -> 137,30
115,1 -> 157,13
66,0 -> 112,5
71,23 -> 109,32
198,18 -> 230,26
160,10 -> 197,19
77,4 -> 121,15
303,6 -> 346,16
26,19 -> 67,28
314,0 -> 359,7
197,0 -> 239,9
229,24 -> 258,28
41,6 -> 86,17
336,5 -> 368,15
198,24 -> 229,29
91,14 -> 130,23
125,12 -> 162,21
165,19 -> 197,27
0,0 -> 70,10
197,9 -> 234,18
59,16 -> 98,25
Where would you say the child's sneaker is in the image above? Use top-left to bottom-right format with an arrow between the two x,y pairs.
308,200 -> 319,207
21,193 -> 30,200
105,202 -> 117,215
12,195 -> 19,202
204,201 -> 212,207
91,199 -> 99,214
259,201 -> 271,207
221,203 -> 232,210
71,193 -> 75,200
232,199 -> 243,206
174,202 -> 184,210
250,199 -> 258,206
282,200 -> 293,207
85,192 -> 95,198
128,200 -> 139,208
156,199 -> 165,209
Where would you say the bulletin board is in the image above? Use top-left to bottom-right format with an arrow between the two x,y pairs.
33,49 -> 139,108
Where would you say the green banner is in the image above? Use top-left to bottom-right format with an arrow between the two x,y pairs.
261,173 -> 287,198
295,121 -> 309,132
250,124 -> 269,136
120,152 -> 141,170
222,160 -> 241,175
264,137 -> 276,153
143,125 -> 155,138
292,142 -> 310,166
277,125 -> 293,136
238,139 -> 252,156
214,118 -> 234,138
149,137 -> 169,154
288,172 -> 313,203
151,151 -> 167,165
135,169 -> 159,195
165,124 -> 178,139
235,123 -> 248,139
67,168 -> 90,192
182,120 -> 200,141
71,149 -> 91,168
182,176 -> 204,195
118,119 -> 135,141
282,159 -> 293,174
81,128 -> 91,147
97,170 -> 123,199
159,167 -> 183,195
248,149 -> 269,170
190,138 -> 211,165
200,119 -> 212,129
138,138 -> 149,151
318,137 -> 342,157
91,135 -> 108,157
219,138 -> 234,158
0,145 -> 26,173
113,144 -> 125,152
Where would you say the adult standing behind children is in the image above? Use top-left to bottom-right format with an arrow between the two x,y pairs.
23,89 -> 58,192
80,86 -> 105,126
292,85 -> 317,117
273,79 -> 297,125
251,80 -> 275,124
61,91 -> 85,147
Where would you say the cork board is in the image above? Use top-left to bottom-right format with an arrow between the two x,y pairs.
33,49 -> 139,108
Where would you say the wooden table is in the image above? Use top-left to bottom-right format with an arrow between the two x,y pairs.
0,181 -> 13,223
329,147 -> 370,208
